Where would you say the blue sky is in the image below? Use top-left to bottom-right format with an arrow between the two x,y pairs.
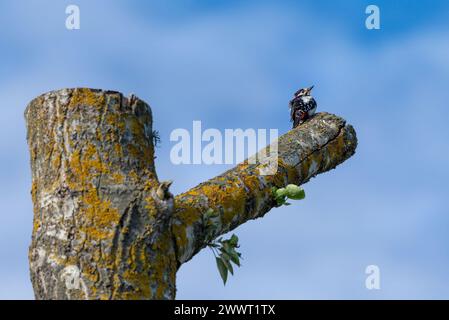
1,0 -> 449,299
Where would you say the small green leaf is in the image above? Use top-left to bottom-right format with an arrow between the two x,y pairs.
209,231 -> 242,284
216,257 -> 228,285
275,188 -> 287,198
285,184 -> 305,200
228,250 -> 241,266
221,254 -> 234,275
220,250 -> 230,261
278,197 -> 288,206
273,184 -> 305,206
229,234 -> 239,246
221,242 -> 234,255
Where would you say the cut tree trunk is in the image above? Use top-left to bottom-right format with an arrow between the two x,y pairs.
25,88 -> 357,300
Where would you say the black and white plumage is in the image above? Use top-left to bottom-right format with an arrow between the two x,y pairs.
289,86 -> 317,128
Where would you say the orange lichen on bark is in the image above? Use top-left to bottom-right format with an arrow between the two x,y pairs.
68,143 -> 108,190
150,236 -> 176,299
81,189 -> 120,241
68,88 -> 106,110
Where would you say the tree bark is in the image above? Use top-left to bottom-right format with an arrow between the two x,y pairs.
25,88 -> 357,300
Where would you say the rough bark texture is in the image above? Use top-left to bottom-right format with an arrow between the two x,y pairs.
25,88 -> 357,300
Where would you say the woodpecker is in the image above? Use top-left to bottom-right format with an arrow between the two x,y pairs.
156,180 -> 173,201
289,85 -> 317,128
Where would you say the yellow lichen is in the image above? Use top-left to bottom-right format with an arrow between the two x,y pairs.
174,201 -> 200,226
114,143 -> 123,158
120,268 -> 152,299
144,196 -> 159,219
128,170 -> 139,183
68,143 -> 110,190
82,189 -> 120,241
52,153 -> 61,170
68,88 -> 105,110
31,180 -> 38,204
129,117 -> 145,138
111,172 -> 124,184
200,183 -> 246,226
150,235 -> 176,299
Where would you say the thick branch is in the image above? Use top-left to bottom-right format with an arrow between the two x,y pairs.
173,112 -> 357,265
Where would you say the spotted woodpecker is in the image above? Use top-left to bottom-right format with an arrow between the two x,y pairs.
289,85 -> 317,128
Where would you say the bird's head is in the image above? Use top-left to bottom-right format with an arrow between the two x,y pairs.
294,85 -> 314,97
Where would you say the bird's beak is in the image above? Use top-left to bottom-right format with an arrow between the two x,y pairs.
307,85 -> 314,93
166,180 -> 173,187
